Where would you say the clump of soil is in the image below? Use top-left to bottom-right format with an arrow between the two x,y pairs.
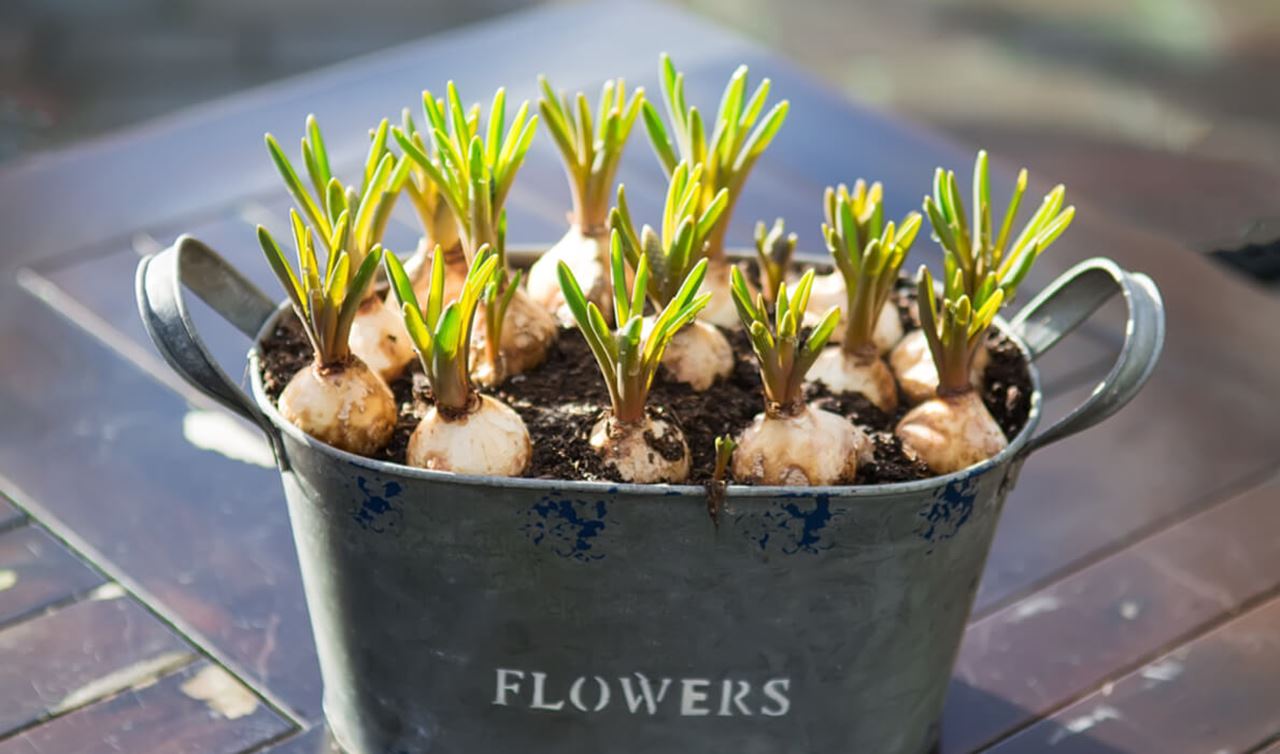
257,285 -> 1032,484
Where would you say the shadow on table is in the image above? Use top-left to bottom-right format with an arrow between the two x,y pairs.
942,680 -> 1132,754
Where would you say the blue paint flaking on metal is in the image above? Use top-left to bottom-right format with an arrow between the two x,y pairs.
916,475 -> 979,544
737,495 -> 841,555
521,497 -> 609,561
353,477 -> 404,533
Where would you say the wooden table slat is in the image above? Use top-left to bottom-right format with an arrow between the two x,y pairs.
0,525 -> 104,628
0,593 -> 196,736
0,300 -> 320,720
983,593 -> 1280,754
945,476 -> 1280,751
974,349 -> 1280,614
0,661 -> 293,754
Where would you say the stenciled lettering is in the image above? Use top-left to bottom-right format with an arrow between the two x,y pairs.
679,679 -> 711,716
717,680 -> 753,716
569,676 -> 611,712
491,669 -> 792,717
493,668 -> 524,706
761,679 -> 791,717
530,671 -> 565,711
619,673 -> 672,715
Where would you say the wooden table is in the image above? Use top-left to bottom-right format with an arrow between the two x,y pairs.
1,4 -> 1278,752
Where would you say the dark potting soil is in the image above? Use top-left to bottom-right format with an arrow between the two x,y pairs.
258,286 -> 1032,485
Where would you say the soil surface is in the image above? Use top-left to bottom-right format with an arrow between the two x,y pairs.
258,285 -> 1033,485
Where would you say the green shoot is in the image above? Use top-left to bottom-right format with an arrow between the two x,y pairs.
558,233 -> 711,424
731,266 -> 838,415
924,149 -> 1075,304
478,216 -> 523,382
823,182 -> 922,354
257,210 -> 384,367
915,265 -> 1004,396
539,76 -> 645,232
610,161 -> 728,306
264,115 -> 410,271
392,83 -> 538,260
384,243 -> 502,414
713,435 -> 736,485
708,434 -> 737,522
752,218 -> 797,306
642,54 -> 790,260
398,105 -> 462,252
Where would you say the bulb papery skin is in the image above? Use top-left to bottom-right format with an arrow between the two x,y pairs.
590,414 -> 691,484
655,319 -> 734,392
526,226 -> 610,324
407,394 -> 532,476
486,286 -> 559,377
698,261 -> 742,329
807,272 -> 904,354
889,329 -> 991,405
278,358 -> 396,455
873,303 -> 905,354
895,389 -> 1008,475
732,404 -> 868,486
349,294 -> 416,383
807,348 -> 899,413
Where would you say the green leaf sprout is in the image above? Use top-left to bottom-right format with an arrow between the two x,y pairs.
610,161 -> 728,307
264,115 -> 410,270
384,243 -> 501,414
398,105 -> 462,252
731,266 -> 838,415
477,216 -> 523,384
641,54 -> 790,259
539,76 -> 645,232
257,211 -> 384,367
924,150 -> 1075,304
392,83 -> 538,260
557,235 -> 711,424
752,218 -> 797,306
916,149 -> 1076,394
712,434 -> 736,486
823,181 -> 922,354
914,264 -> 1004,397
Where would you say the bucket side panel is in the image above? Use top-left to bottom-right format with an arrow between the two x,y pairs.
280,436 -> 1012,754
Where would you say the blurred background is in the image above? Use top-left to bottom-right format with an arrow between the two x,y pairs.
2,0 -> 1278,260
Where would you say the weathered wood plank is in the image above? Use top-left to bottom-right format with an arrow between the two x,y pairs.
956,128 -> 1280,249
974,345 -> 1280,614
0,592 -> 195,736
0,293 -> 320,720
984,594 -> 1280,753
0,3 -> 750,270
0,525 -> 104,628
0,661 -> 293,754
943,477 -> 1280,752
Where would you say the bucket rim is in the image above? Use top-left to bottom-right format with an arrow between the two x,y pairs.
248,307 -> 1043,499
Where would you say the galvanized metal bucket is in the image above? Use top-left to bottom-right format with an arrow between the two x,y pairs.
137,237 -> 1164,754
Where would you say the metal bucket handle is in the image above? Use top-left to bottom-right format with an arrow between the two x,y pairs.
1009,256 -> 1165,457
136,234 -> 287,465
